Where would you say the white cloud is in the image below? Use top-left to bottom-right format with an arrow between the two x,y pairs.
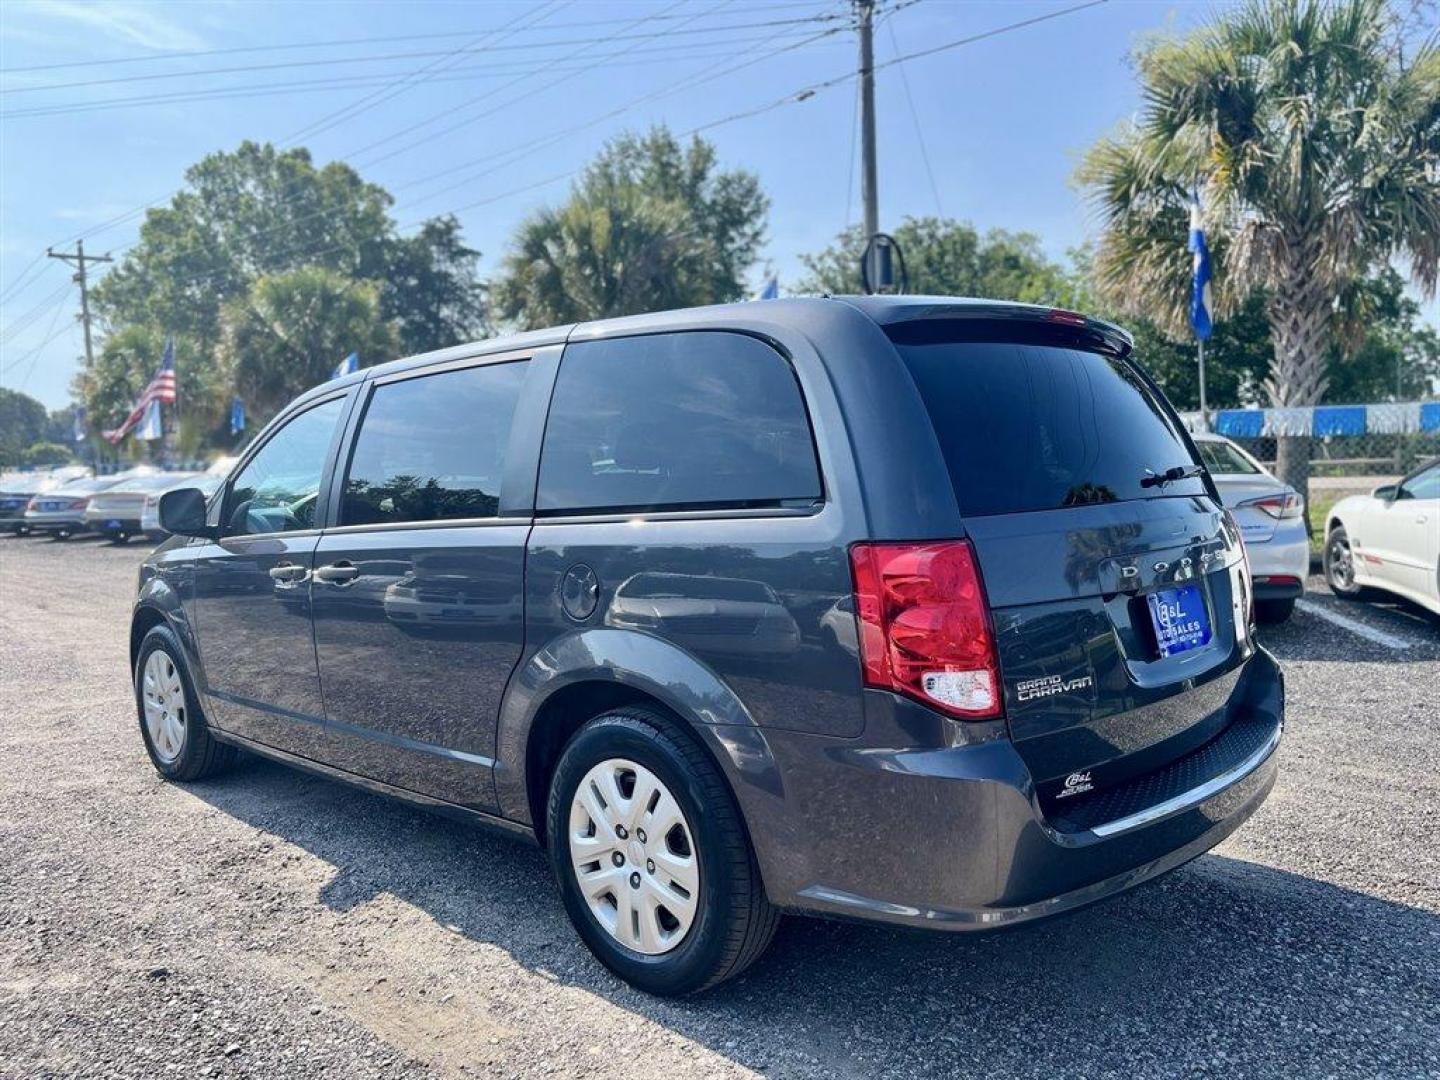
13,1 -> 209,53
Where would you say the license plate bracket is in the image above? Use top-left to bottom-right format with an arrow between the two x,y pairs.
1146,583 -> 1211,658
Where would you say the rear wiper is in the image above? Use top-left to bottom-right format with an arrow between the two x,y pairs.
1141,464 -> 1205,489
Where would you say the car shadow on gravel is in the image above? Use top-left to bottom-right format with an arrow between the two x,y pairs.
188,754 -> 1439,1077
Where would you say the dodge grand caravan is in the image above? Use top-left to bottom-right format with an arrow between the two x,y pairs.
133,297 -> 1283,995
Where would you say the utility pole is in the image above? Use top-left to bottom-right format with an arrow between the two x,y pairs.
46,239 -> 111,370
856,0 -> 895,293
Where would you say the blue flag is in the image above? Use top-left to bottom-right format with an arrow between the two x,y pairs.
230,398 -> 247,436
333,352 -> 359,380
1188,198 -> 1213,341
755,274 -> 779,301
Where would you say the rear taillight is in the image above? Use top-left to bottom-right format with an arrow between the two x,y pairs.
69,499 -> 89,510
1225,511 -> 1254,626
1240,492 -> 1303,519
25,496 -> 40,511
848,540 -> 1002,719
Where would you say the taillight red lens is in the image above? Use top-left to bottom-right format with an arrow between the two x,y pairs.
848,540 -> 1002,719
70,499 -> 89,510
1241,492 -> 1303,519
1225,510 -> 1254,626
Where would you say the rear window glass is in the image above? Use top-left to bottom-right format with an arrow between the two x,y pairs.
1195,439 -> 1261,475
537,331 -> 821,514
888,321 -> 1204,516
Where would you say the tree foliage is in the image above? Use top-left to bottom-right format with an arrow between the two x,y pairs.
0,388 -> 49,467
221,267 -> 398,421
796,217 -> 1072,303
82,141 -> 486,441
493,127 -> 768,329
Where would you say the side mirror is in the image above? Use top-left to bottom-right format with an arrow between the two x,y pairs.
1372,484 -> 1398,501
159,487 -> 217,539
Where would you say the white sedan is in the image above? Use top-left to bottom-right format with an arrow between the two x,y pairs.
1193,432 -> 1309,623
1323,458 -> 1440,617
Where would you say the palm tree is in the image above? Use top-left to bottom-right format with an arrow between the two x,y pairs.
1078,0 -> 1439,512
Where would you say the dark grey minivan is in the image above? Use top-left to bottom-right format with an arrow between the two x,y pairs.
133,297 -> 1283,995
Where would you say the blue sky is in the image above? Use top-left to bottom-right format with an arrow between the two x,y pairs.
0,0 -> 1432,409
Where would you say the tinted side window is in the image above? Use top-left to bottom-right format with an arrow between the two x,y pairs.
227,397 -> 344,535
537,332 -> 821,514
341,360 -> 528,526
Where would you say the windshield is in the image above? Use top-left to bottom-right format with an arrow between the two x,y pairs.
887,321 -> 1206,517
1195,439 -> 1261,475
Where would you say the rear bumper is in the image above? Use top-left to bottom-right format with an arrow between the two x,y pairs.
1246,520 -> 1309,599
749,648 -> 1284,931
24,511 -> 86,530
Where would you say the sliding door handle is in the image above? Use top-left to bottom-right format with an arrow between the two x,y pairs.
268,563 -> 308,583
314,561 -> 359,584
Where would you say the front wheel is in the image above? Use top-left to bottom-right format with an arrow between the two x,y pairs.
134,625 -> 234,781
547,707 -> 778,996
1323,525 -> 1365,598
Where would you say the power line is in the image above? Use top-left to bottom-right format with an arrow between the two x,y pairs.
0,2 -> 829,75
0,32 -> 840,122
347,0 -> 706,170
0,10 -> 850,97
0,253 -> 50,306
4,286 -> 75,389
70,12 -> 845,271
886,15 -> 943,218
280,0 -> 564,148
84,19 -> 850,295
38,3 -> 841,250
0,279 -> 74,346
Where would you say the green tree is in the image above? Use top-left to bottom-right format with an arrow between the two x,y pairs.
86,141 -> 486,442
0,387 -> 49,466
1076,0 -> 1440,513
494,127 -> 768,329
19,442 -> 73,467
797,217 -> 1072,302
221,267 -> 398,422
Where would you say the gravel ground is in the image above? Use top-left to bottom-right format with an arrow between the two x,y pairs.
1,533 -> 1437,1079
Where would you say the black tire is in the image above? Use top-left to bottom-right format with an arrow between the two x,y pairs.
134,624 -> 234,782
546,706 -> 778,996
1255,598 -> 1295,624
1323,524 -> 1366,599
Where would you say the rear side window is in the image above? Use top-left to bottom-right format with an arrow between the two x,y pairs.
537,331 -> 821,514
340,360 -> 527,526
888,321 -> 1205,516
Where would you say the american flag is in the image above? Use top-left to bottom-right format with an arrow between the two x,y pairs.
104,339 -> 177,444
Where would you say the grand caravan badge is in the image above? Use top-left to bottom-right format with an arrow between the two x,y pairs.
1014,673 -> 1095,703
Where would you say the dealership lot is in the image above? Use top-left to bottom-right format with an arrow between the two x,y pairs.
1,534 -> 1436,1079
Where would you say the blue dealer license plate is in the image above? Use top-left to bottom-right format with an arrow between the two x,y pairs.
1146,584 -> 1211,658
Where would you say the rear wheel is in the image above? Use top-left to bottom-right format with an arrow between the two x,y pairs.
134,625 -> 234,781
546,707 -> 777,996
1323,525 -> 1364,599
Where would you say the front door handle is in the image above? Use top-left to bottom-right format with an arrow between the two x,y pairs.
314,561 -> 359,584
268,563 -> 308,583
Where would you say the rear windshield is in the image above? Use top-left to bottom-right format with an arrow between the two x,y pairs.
1195,439 -> 1261,475
888,320 -> 1205,517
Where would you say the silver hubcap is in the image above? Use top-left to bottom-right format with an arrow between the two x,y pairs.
568,758 -> 699,955
1329,539 -> 1354,590
141,650 -> 187,764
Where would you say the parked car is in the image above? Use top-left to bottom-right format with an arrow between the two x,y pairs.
1323,458 -> 1440,616
0,466 -> 91,534
1191,432 -> 1308,623
86,472 -> 197,542
23,474 -> 128,539
132,297 -> 1282,996
141,473 -> 224,539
